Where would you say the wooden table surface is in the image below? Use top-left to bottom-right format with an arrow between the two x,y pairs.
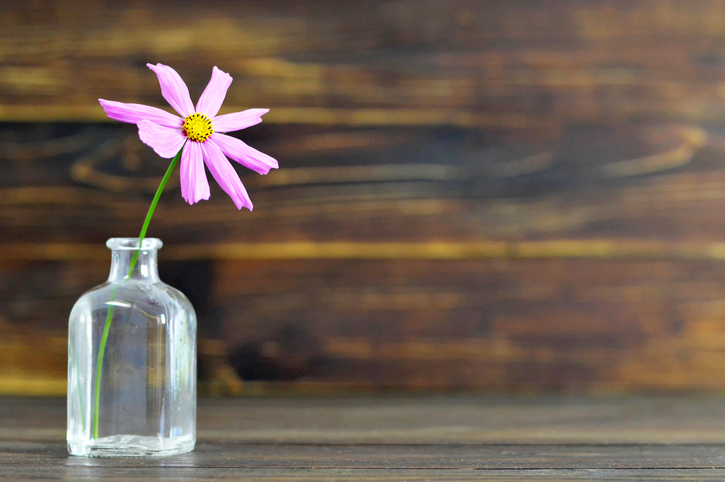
5,395 -> 725,480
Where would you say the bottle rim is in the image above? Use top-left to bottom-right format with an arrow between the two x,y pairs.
106,238 -> 163,250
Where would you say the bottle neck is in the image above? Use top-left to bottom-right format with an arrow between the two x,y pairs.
108,248 -> 160,283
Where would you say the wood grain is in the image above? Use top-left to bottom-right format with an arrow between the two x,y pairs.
3,121 -> 725,392
3,396 -> 725,480
3,0 -> 725,128
5,1 -> 725,393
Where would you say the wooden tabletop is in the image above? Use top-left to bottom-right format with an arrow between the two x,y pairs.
4,395 -> 725,480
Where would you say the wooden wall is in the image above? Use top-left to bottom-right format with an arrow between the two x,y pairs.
4,0 -> 725,394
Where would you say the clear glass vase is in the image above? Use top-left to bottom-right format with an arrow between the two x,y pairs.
67,238 -> 196,457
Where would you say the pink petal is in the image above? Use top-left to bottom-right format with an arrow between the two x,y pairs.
213,108 -> 269,133
196,67 -> 233,118
137,120 -> 186,159
147,63 -> 195,118
180,141 -> 211,205
98,99 -> 182,128
201,140 -> 253,211
208,134 -> 278,175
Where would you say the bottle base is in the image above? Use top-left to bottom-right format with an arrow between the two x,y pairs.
68,434 -> 195,457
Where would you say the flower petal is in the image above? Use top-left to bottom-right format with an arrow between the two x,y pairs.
180,141 -> 211,205
196,67 -> 233,118
213,108 -> 269,133
137,120 -> 186,159
201,140 -> 253,211
208,134 -> 278,175
98,99 -> 182,128
147,63 -> 195,117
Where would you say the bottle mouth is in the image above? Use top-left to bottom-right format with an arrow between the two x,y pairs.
106,238 -> 163,251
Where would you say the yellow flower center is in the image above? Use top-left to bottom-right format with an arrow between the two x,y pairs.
182,113 -> 214,142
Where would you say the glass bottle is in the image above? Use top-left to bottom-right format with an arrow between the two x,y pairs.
67,238 -> 196,457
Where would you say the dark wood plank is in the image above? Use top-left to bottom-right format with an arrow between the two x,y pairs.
4,122 -> 725,392
5,465 -> 725,482
3,0 -> 725,128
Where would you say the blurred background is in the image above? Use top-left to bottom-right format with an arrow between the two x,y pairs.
4,0 -> 725,396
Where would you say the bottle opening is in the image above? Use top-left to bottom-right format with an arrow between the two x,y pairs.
106,238 -> 163,251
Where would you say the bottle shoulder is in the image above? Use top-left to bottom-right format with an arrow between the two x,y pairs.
154,281 -> 195,312
70,279 -> 196,320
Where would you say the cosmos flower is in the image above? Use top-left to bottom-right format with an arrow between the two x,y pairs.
99,63 -> 278,210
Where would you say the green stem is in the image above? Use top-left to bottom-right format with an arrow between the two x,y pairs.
92,148 -> 182,439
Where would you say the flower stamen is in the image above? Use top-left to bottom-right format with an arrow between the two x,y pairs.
182,113 -> 214,142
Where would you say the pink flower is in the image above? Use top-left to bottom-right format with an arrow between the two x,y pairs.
99,63 -> 278,211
